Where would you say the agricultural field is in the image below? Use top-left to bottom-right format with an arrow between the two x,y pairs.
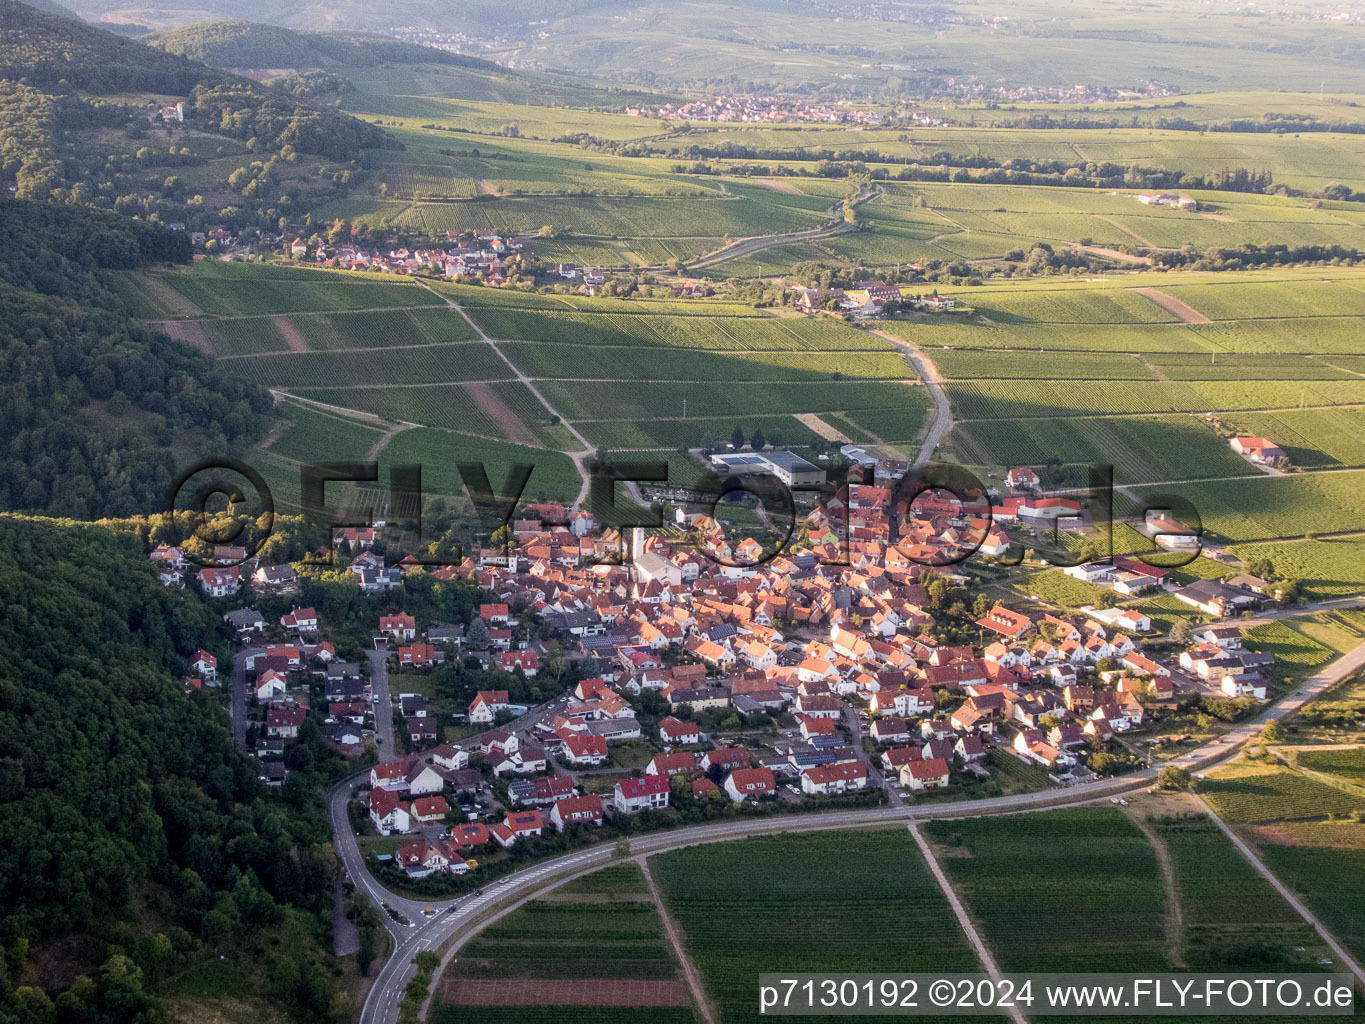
1225,538 -> 1365,600
222,344 -> 511,389
1297,749 -> 1365,784
923,808 -> 1170,972
949,414 -> 1255,484
1199,759 -> 1365,824
1125,472 -> 1365,544
1242,615 -> 1365,688
264,401 -> 387,467
1148,812 -> 1322,970
1011,568 -> 1109,609
434,863 -> 698,1022
650,829 -> 977,1024
377,427 -> 582,506
144,263 -> 445,316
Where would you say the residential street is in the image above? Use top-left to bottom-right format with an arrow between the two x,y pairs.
367,648 -> 397,761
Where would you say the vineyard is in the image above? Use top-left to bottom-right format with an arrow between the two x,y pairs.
266,402 -> 386,465
1200,760 -> 1365,823
157,270 -> 443,316
297,382 -> 558,446
950,414 -> 1255,483
922,808 -> 1170,972
1160,281 -> 1365,322
1126,471 -> 1365,542
498,343 -> 910,382
465,308 -> 888,352
537,380 -> 922,422
577,415 -> 825,451
650,829 -> 977,1024
448,863 -> 678,980
1222,408 -> 1365,468
378,427 -> 581,504
223,343 -> 512,389
286,308 -> 481,350
1226,537 -> 1365,600
1150,814 -> 1320,971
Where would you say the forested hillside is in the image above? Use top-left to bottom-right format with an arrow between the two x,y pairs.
0,515 -> 343,1023
0,201 -> 274,518
146,19 -> 503,71
0,0 -> 396,223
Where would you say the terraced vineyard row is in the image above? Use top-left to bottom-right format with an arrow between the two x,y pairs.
952,414 -> 1258,482
465,308 -> 888,351
226,344 -> 512,388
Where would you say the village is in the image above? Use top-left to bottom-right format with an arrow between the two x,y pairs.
150,452 -> 1296,890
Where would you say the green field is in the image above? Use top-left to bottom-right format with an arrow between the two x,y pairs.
650,829 -> 978,1024
924,809 -> 1169,972
1200,760 -> 1365,824
448,864 -> 678,980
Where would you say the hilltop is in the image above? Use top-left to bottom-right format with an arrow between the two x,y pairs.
145,19 -> 505,72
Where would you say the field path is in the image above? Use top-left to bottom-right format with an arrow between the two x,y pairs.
910,823 -> 1029,1024
869,327 -> 952,470
416,281 -> 596,508
1094,214 -> 1155,248
1123,811 -> 1187,968
639,857 -> 718,1024
273,314 -> 311,352
1128,287 -> 1211,324
466,381 -> 539,447
1194,791 -> 1365,991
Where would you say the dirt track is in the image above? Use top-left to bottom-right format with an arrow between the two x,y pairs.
466,381 -> 539,446
1129,287 -> 1212,324
442,977 -> 690,1006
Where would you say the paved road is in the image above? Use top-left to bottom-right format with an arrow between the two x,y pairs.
228,647 -> 264,749
342,640 -> 1365,1024
686,188 -> 875,270
367,648 -> 397,761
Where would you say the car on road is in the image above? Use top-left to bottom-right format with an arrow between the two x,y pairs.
447,905 -> 458,914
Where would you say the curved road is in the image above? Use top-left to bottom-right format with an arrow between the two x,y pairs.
339,638 -> 1365,1024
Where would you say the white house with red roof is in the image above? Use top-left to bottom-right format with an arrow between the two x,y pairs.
550,794 -> 605,830
557,729 -> 608,767
469,689 -> 510,725
280,607 -> 318,632
658,716 -> 700,746
190,650 -> 218,680
800,761 -> 868,795
398,643 -> 440,668
197,566 -> 241,597
369,788 -> 411,835
723,766 -> 776,801
379,613 -> 416,640
1006,467 -> 1040,491
902,757 -> 950,790
614,774 -> 670,813
254,668 -> 287,702
480,603 -> 511,625
1230,436 -> 1287,466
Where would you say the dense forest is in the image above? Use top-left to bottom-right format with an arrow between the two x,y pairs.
145,18 -> 504,72
0,515 -> 344,1023
0,0 -> 395,223
0,200 -> 275,518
